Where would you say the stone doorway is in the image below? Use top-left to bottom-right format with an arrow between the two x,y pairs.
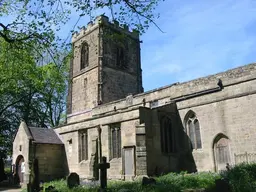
213,134 -> 231,172
123,146 -> 135,180
14,155 -> 24,184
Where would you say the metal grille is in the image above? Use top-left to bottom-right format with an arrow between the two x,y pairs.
235,152 -> 256,164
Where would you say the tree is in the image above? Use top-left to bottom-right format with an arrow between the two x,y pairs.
0,0 -> 164,53
0,38 -> 69,160
0,0 -> 163,168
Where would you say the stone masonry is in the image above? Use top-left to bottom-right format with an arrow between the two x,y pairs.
12,122 -> 67,184
55,15 -> 256,179
67,15 -> 143,120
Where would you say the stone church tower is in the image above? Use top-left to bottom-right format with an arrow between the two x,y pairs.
67,15 -> 143,116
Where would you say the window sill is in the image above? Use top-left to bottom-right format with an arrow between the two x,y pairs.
192,148 -> 203,153
79,159 -> 89,164
109,157 -> 122,162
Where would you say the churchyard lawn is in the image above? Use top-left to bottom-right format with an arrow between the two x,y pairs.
26,172 -> 220,192
21,163 -> 256,192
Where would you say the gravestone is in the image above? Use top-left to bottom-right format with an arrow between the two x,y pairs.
98,156 -> 110,190
45,185 -> 58,192
142,177 -> 156,186
30,158 -> 39,192
67,172 -> 80,189
215,178 -> 231,192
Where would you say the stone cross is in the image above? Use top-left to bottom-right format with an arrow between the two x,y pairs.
98,156 -> 110,189
67,172 -> 80,189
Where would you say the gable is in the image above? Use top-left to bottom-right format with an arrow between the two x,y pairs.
13,121 -> 32,144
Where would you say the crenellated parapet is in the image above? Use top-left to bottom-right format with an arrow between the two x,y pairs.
71,15 -> 140,43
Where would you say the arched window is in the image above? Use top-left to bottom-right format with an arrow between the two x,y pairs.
80,42 -> 89,70
116,46 -> 126,68
185,111 -> 202,149
110,124 -> 121,159
160,116 -> 175,153
79,130 -> 88,162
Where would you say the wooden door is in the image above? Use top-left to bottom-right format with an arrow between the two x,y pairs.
124,147 -> 135,180
214,137 -> 230,171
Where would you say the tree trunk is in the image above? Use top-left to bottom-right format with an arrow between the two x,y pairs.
0,158 -> 6,182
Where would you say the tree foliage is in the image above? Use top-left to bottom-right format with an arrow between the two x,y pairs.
0,0 -> 163,161
0,0 -> 164,52
0,38 -> 69,158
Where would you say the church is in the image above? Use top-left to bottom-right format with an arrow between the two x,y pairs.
12,15 -> 256,183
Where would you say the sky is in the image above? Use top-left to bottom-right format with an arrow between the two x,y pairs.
2,0 -> 256,92
140,0 -> 256,91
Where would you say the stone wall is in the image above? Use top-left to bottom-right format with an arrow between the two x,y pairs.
56,131 -> 79,173
178,78 -> 256,171
67,15 -> 143,122
35,144 -> 67,181
70,25 -> 100,114
102,68 -> 141,103
67,63 -> 256,123
107,119 -> 138,179
56,108 -> 140,179
60,62 -> 256,177
140,105 -> 197,176
101,26 -> 143,103
12,122 -> 31,184
136,108 -> 150,176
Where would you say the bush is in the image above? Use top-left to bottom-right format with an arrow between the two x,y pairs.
221,163 -> 256,192
157,172 -> 220,191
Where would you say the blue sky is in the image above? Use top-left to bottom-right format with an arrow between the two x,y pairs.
140,0 -> 256,91
63,0 -> 256,91
2,0 -> 256,91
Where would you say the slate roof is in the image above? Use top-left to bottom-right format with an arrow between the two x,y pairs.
28,127 -> 63,145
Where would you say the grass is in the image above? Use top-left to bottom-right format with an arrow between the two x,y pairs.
43,180 -> 99,192
22,163 -> 256,192
39,172 -> 220,192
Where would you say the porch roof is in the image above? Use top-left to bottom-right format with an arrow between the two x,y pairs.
28,127 -> 63,145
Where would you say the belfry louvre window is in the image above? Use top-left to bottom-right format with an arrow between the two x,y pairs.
185,111 -> 202,149
116,46 -> 127,69
110,124 -> 122,159
160,116 -> 175,153
79,130 -> 88,161
80,42 -> 89,70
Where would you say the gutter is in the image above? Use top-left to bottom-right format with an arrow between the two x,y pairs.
170,79 -> 223,102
